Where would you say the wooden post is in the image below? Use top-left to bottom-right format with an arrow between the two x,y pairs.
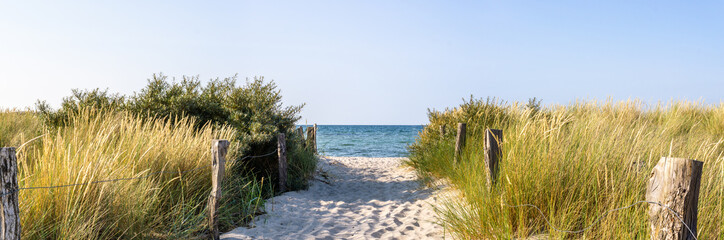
277,133 -> 288,193
454,123 -> 466,162
306,126 -> 315,153
297,126 -> 306,148
439,125 -> 446,138
297,126 -> 304,139
208,140 -> 229,240
484,128 -> 503,186
313,124 -> 318,154
646,157 -> 703,240
0,148 -> 20,240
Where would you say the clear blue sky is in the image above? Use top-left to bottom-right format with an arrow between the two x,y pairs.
1,1 -> 722,125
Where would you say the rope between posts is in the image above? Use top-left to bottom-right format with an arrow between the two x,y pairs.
0,149 -> 279,198
504,200 -> 697,240
239,150 -> 279,161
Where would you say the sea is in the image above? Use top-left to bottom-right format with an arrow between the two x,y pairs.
299,125 -> 425,158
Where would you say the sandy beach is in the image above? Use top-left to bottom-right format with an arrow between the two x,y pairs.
221,156 -> 447,240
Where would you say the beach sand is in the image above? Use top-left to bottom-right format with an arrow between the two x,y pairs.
221,156 -> 448,240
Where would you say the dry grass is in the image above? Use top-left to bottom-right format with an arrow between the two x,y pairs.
407,99 -> 724,239
0,109 -> 43,148
10,108 -> 266,239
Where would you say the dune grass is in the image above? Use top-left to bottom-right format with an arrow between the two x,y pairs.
0,109 -> 43,148
406,98 -> 724,239
10,109 -> 270,239
2,74 -> 318,239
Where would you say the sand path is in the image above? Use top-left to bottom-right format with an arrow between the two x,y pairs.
221,156 -> 447,240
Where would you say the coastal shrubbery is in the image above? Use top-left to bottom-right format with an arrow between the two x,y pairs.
36,73 -> 314,189
1,74 -> 316,239
407,97 -> 723,239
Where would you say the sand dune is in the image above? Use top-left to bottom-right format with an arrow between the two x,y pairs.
222,156 -> 447,240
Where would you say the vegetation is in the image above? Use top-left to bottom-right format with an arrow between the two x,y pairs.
36,73 -> 314,190
0,109 -> 43,148
406,97 -> 724,239
1,74 -> 317,239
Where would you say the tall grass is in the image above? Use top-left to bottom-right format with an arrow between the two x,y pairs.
0,109 -> 43,148
15,109 -> 267,239
407,98 -> 724,239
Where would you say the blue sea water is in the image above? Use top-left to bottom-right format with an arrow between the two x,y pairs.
300,125 -> 424,157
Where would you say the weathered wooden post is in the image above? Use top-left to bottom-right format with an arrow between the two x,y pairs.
297,126 -> 304,139
313,124 -> 318,154
646,157 -> 703,240
208,140 -> 229,240
277,133 -> 288,193
484,128 -> 503,186
454,123 -> 466,162
0,148 -> 20,240
439,125 -> 446,138
297,126 -> 306,148
306,126 -> 315,153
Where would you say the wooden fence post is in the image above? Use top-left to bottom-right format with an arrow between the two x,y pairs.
306,126 -> 315,154
484,128 -> 503,187
646,157 -> 703,240
454,123 -> 466,162
208,140 -> 229,240
313,124 -> 318,154
440,125 -> 446,138
297,126 -> 305,148
277,133 -> 288,193
0,148 -> 20,240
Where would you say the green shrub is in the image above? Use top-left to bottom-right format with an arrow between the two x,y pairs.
36,73 -> 316,192
36,88 -> 125,128
127,74 -> 230,129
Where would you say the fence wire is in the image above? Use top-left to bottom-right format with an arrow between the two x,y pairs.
4,139 -> 701,239
504,200 -> 697,240
239,150 -> 279,160
0,149 -> 279,198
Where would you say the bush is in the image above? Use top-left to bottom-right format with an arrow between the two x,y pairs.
127,74 -> 231,129
36,74 -> 316,192
36,88 -> 125,128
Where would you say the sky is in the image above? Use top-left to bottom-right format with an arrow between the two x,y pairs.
1,1 -> 722,125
